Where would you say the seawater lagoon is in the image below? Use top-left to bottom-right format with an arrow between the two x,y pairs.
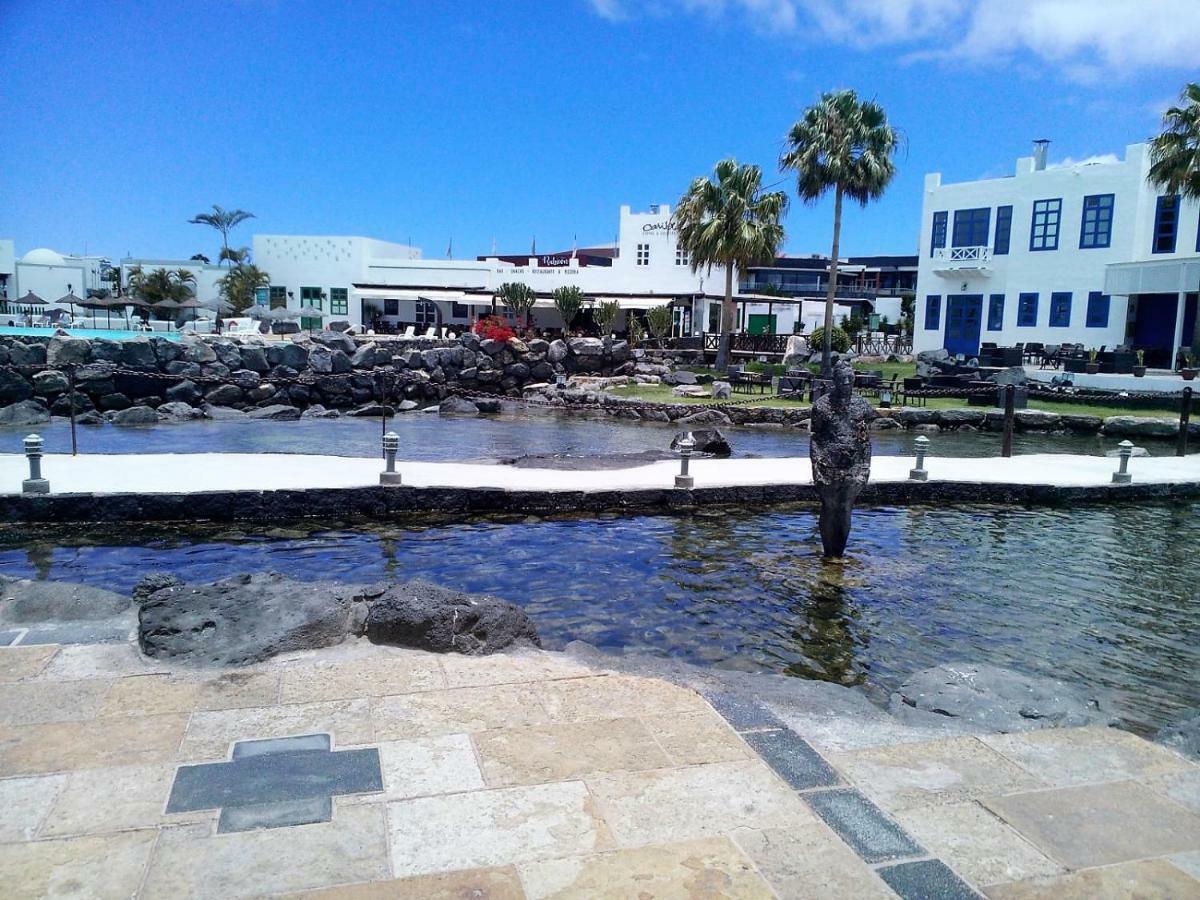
2,412 -> 1197,735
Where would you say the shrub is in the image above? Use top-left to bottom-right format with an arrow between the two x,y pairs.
646,304 -> 672,342
809,325 -> 851,354
472,316 -> 515,343
552,285 -> 584,332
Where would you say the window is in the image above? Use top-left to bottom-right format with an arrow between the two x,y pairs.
1017,293 -> 1039,327
930,211 -> 947,256
675,247 -> 689,267
1030,199 -> 1062,251
268,286 -> 287,309
451,301 -> 469,318
994,206 -> 1012,255
952,208 -> 990,247
987,294 -> 1004,331
1049,292 -> 1072,327
707,303 -> 721,332
1079,194 -> 1114,249
329,287 -> 348,316
383,298 -> 399,316
636,243 -> 650,266
1153,195 -> 1178,254
300,286 -> 322,309
924,295 -> 941,330
1086,291 -> 1110,328
415,301 -> 436,326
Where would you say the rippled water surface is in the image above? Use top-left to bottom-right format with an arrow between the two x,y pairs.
0,410 -> 1143,459
4,501 -> 1198,733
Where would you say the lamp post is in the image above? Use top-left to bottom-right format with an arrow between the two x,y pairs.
909,434 -> 930,481
22,434 -> 49,494
380,431 -> 402,485
675,433 -> 695,489
1112,439 -> 1134,485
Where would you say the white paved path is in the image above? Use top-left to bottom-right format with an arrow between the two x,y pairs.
2,451 -> 1199,495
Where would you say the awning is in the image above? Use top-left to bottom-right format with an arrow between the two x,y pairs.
588,296 -> 674,310
1105,258 -> 1200,296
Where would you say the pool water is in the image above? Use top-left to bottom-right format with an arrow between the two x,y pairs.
0,326 -> 181,341
4,501 -> 1198,735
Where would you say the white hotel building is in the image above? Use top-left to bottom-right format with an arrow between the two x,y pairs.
253,204 -> 852,337
915,141 -> 1200,368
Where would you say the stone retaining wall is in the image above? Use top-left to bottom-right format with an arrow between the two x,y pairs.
0,332 -> 639,425
4,479 -> 1198,524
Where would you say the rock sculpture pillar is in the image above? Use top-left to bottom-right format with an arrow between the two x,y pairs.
809,360 -> 873,557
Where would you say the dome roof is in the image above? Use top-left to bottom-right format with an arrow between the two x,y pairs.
22,248 -> 65,265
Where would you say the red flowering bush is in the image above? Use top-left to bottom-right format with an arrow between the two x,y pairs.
472,316 -> 515,342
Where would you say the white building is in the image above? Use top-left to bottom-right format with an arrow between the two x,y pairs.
915,141 -> 1200,368
0,246 -> 110,309
253,205 -> 745,334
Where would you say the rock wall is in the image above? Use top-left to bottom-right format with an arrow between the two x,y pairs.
0,332 -> 636,424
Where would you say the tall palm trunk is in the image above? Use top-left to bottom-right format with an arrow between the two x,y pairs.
715,265 -> 735,370
822,185 -> 844,377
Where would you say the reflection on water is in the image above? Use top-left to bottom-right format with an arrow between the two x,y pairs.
3,501 -> 1197,734
0,409 -> 1138,460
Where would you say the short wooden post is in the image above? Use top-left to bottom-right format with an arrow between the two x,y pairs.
1178,387 -> 1192,458
1001,383 -> 1015,458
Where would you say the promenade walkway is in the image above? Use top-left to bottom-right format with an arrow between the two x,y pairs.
1,640 -> 1198,898
2,451 -> 1198,495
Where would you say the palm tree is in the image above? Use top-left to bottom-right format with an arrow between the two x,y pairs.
1148,81 -> 1200,355
781,89 -> 900,374
219,245 -> 251,267
189,205 -> 256,267
217,264 -> 270,314
129,267 -> 195,304
673,158 -> 788,369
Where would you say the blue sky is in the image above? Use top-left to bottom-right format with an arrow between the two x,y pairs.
1,0 -> 1195,263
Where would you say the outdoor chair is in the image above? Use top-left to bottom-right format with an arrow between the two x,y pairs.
424,327 -> 437,338
402,325 -> 416,339
900,376 -> 927,407
1040,345 -> 1061,369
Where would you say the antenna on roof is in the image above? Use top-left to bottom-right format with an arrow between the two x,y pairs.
531,236 -> 537,255
446,237 -> 453,259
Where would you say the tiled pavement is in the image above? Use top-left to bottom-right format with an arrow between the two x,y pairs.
1,641 -> 1199,899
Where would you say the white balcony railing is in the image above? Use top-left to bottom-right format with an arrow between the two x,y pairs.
931,246 -> 992,271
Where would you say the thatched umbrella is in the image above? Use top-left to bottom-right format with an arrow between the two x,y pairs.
9,291 -> 44,319
55,292 -> 84,319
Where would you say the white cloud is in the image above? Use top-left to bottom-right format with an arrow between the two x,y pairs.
1048,153 -> 1121,168
586,0 -> 1200,77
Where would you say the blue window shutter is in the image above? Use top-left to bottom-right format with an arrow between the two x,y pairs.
930,212 -> 948,256
987,294 -> 1004,331
1049,292 -> 1072,327
994,206 -> 1012,255
924,295 -> 941,330
1086,291 -> 1110,328
1152,196 -> 1179,254
1017,293 -> 1039,327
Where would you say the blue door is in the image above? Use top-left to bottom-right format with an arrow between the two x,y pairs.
945,294 -> 983,357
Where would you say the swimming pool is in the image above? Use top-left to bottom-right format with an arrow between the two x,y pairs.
0,326 -> 182,342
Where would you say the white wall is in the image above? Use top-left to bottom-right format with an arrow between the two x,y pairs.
12,257 -> 106,306
254,206 -> 731,327
914,142 -> 1199,355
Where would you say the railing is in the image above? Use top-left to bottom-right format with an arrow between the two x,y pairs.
854,333 -> 913,356
699,332 -> 791,356
931,246 -> 992,268
737,284 -> 911,300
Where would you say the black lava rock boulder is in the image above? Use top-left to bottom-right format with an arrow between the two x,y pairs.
365,580 -> 540,655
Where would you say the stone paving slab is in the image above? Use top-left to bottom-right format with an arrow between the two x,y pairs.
981,725 -> 1194,787
984,780 -> 1200,870
983,858 -> 1200,899
0,640 -> 1198,898
829,736 -> 1047,813
894,801 -> 1064,888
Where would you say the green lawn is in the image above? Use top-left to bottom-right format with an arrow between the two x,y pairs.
608,377 -> 1183,418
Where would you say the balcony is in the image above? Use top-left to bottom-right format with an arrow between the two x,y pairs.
931,246 -> 992,273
